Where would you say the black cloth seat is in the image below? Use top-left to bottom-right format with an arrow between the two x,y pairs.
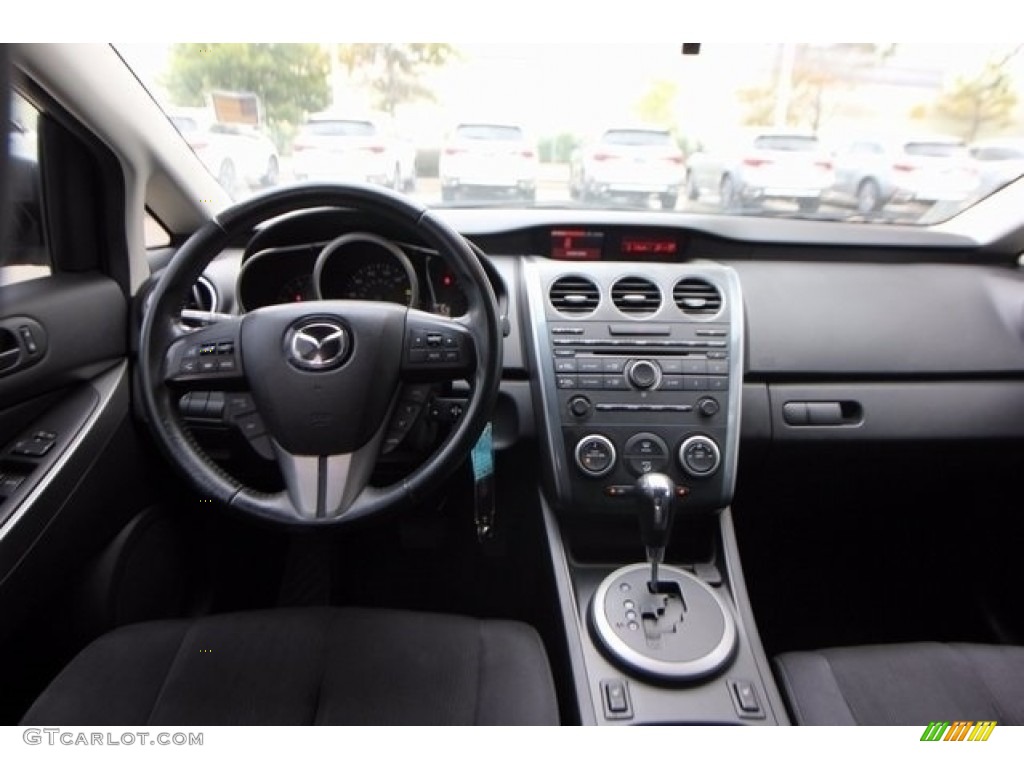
775,642 -> 1024,725
21,607 -> 559,725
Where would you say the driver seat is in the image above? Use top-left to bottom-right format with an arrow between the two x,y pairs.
20,607 -> 560,725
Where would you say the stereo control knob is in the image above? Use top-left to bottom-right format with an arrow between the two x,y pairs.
697,397 -> 720,417
627,359 -> 662,390
575,435 -> 616,478
678,435 -> 721,477
568,395 -> 592,418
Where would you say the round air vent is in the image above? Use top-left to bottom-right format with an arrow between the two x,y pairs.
673,278 -> 722,316
549,276 -> 599,315
611,276 -> 661,315
180,276 -> 219,328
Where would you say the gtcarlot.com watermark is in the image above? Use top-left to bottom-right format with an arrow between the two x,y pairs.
23,729 -> 203,747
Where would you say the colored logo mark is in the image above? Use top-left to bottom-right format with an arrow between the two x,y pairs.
920,721 -> 996,741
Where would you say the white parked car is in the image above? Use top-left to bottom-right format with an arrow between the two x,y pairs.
830,135 -> 980,214
291,113 -> 416,191
570,126 -> 685,210
439,122 -> 538,203
168,108 -> 279,197
969,138 -> 1024,198
686,130 -> 834,212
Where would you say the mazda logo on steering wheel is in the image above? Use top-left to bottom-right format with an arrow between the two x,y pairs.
286,320 -> 349,371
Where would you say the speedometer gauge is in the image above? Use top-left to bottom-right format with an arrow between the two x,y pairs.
314,232 -> 419,307
338,260 -> 412,304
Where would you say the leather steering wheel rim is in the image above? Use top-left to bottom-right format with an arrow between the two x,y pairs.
138,182 -> 502,526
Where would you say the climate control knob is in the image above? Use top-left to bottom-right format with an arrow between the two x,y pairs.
575,434 -> 617,478
678,435 -> 721,477
626,359 -> 662,390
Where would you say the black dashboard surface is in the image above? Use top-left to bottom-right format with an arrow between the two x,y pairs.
191,211 -> 1024,386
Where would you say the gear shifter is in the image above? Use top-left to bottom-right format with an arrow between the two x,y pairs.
589,472 -> 736,680
634,472 -> 677,590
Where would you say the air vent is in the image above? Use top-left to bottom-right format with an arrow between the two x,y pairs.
180,277 -> 219,328
549,276 -> 599,314
611,276 -> 661,315
673,278 -> 722,316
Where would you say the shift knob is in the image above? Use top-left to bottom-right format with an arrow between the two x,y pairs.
635,472 -> 676,588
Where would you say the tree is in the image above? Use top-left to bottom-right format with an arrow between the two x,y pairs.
336,44 -> 457,115
636,79 -> 679,129
738,44 -> 894,131
936,50 -> 1021,141
164,44 -> 331,149
539,133 -> 581,164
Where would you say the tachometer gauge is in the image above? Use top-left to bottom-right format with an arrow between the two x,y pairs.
314,232 -> 419,307
277,274 -> 317,304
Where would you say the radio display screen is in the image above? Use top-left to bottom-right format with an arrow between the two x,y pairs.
551,229 -> 603,261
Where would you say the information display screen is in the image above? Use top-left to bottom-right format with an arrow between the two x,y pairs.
551,229 -> 604,261
620,236 -> 678,259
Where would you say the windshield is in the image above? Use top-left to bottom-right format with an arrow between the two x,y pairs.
116,43 -> 1024,223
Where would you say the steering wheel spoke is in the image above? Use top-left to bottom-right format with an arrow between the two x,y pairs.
401,309 -> 477,382
273,433 -> 383,520
164,316 -> 246,388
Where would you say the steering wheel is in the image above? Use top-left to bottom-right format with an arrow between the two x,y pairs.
139,183 -> 502,525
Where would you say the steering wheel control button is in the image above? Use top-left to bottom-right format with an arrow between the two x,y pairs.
403,321 -> 473,377
226,393 -> 256,418
623,433 -> 669,476
679,435 -> 721,477
204,392 -> 225,419
626,359 -> 661,390
236,413 -> 266,438
286,320 -> 350,372
575,435 -> 616,477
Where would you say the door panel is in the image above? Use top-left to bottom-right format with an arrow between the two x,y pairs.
0,274 -> 125,405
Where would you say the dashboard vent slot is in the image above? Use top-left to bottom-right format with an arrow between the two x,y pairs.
611,276 -> 661,315
673,278 -> 722,316
549,276 -> 599,314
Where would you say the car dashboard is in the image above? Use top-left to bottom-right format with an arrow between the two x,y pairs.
174,205 -> 1024,725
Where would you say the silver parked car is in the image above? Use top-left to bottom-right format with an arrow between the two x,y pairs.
830,135 -> 980,214
685,130 -> 834,213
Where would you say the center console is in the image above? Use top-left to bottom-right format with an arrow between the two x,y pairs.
520,256 -> 786,725
521,260 -> 742,514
